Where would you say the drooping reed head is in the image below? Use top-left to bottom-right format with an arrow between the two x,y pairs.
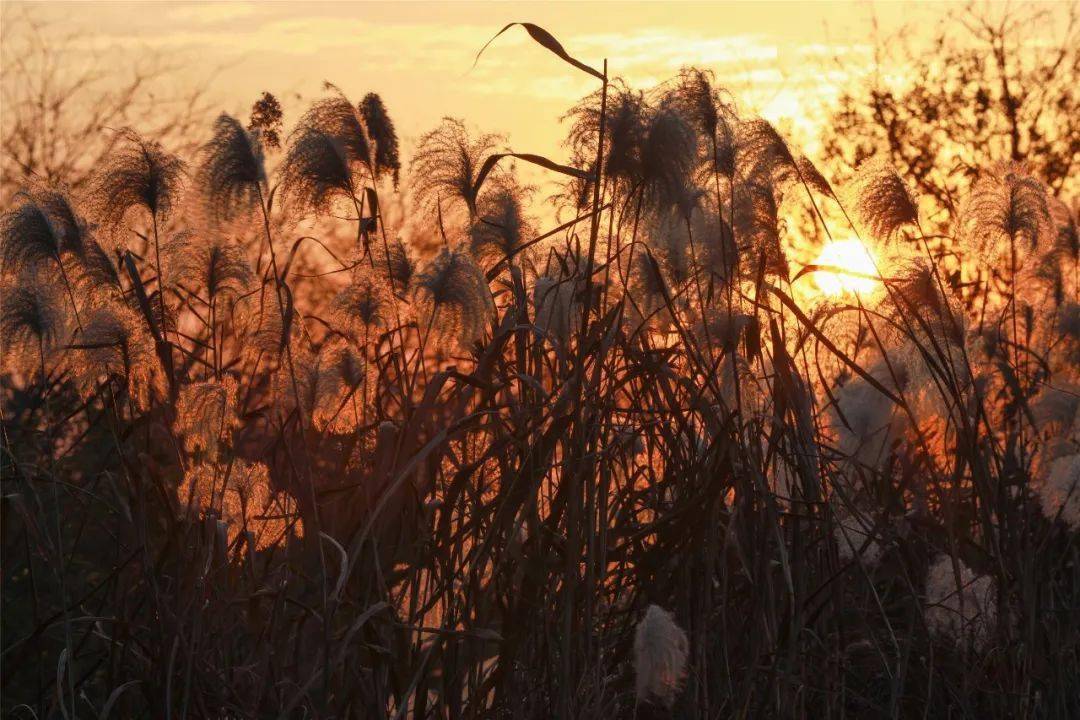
413,246 -> 494,348
959,162 -> 1052,266
164,230 -> 253,307
647,201 -> 698,289
633,604 -> 688,709
275,338 -> 369,434
27,183 -> 91,257
239,282 -> 305,363
175,377 -> 240,453
639,104 -> 698,212
846,158 -> 920,243
924,555 -> 996,650
887,260 -> 965,346
302,89 -> 373,168
833,509 -> 884,566
411,117 -> 504,217
1036,454 -> 1080,531
626,247 -> 683,334
736,118 -> 796,185
73,239 -> 123,299
1,196 -> 62,273
1030,382 -> 1080,437
331,266 -> 394,338
795,155 -> 836,198
468,179 -> 532,265
565,80 -> 645,187
198,114 -> 268,222
1047,194 -> 1078,261
311,339 -> 370,434
279,128 -> 356,217
1,276 -> 65,369
2,185 -> 119,303
831,354 -> 908,467
360,92 -> 401,188
375,237 -> 416,294
731,179 -> 788,280
695,206 -> 738,284
532,274 -> 580,346
72,303 -> 164,410
89,128 -> 186,226
667,66 -> 737,177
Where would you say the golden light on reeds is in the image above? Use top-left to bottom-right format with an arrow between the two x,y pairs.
2,4 -> 1078,717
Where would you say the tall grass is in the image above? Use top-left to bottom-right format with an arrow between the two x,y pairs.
2,24 -> 1078,719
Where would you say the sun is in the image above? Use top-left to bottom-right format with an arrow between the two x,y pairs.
813,238 -> 880,297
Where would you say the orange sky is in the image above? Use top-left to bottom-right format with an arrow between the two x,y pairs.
2,1 -> 1070,208
2,2 -> 941,153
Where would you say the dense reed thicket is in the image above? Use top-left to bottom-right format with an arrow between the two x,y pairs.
2,24 -> 1078,719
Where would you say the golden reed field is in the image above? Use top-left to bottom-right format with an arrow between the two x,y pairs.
1,2 -> 1078,718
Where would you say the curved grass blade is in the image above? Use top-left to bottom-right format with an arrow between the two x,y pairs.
474,22 -> 604,81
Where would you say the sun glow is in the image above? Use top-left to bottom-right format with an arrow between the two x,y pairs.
813,239 -> 880,297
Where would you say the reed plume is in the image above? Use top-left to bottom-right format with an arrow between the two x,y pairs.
26,183 -> 91,257
164,230 -> 253,305
795,155 -> 835,198
1,196 -> 66,273
468,179 -> 532,265
958,162 -> 1052,266
174,377 -> 240,453
846,158 -> 920,243
24,184 -> 122,298
279,128 -> 357,217
311,340 -> 369,434
198,114 -> 268,222
736,118 -> 796,185
413,246 -> 494,348
240,283 -> 305,363
88,128 -> 185,227
924,555 -> 996,649
1036,454 -> 1080,530
360,92 -> 401,188
695,206 -> 738,284
248,91 -> 284,151
565,80 -> 645,187
71,303 -> 164,410
639,105 -> 698,212
730,180 -> 788,279
302,90 -> 373,169
374,237 -> 416,293
1,277 -> 65,372
834,511 -> 884,565
887,260 -> 966,345
667,66 -> 736,178
331,266 -> 394,338
831,355 -> 907,467
532,275 -> 579,345
634,604 -> 688,709
411,117 -> 504,217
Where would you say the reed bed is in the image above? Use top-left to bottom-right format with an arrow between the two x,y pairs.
2,25 -> 1078,719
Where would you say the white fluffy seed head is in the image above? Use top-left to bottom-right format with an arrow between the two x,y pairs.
924,555 -> 996,650
1036,454 -> 1080,530
633,604 -> 688,708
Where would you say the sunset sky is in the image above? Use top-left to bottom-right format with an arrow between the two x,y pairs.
3,2 -> 949,157
2,1 -> 1070,209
